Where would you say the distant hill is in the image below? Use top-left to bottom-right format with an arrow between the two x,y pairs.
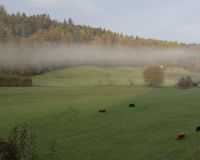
0,4 -> 195,48
1,4 -> 200,76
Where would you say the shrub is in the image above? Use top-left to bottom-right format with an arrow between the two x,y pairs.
185,76 -> 193,88
0,124 -> 57,160
108,80 -> 114,86
0,124 -> 34,160
143,66 -> 164,87
0,75 -> 19,87
128,78 -> 134,86
0,74 -> 32,87
20,77 -> 32,87
177,76 -> 185,87
177,76 -> 193,88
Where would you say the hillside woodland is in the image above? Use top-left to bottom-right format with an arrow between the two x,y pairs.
1,4 -> 200,76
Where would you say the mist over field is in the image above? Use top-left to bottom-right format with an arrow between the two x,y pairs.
2,1 -> 200,160
0,44 -> 199,70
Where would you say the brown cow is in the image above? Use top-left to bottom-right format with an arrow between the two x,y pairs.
176,132 -> 186,140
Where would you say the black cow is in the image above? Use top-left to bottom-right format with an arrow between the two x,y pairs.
129,104 -> 135,107
196,126 -> 200,132
99,109 -> 106,113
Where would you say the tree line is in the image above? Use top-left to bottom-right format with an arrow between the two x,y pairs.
0,4 -> 191,48
2,4 -> 200,77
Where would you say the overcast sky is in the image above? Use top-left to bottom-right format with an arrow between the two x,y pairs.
1,0 -> 200,44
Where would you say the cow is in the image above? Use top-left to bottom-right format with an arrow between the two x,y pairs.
196,126 -> 200,132
129,104 -> 135,107
176,132 -> 186,140
98,109 -> 106,113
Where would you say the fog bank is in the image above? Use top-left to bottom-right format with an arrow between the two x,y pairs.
0,44 -> 200,70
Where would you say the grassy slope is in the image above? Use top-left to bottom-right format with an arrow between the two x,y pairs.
32,66 -> 145,87
1,66 -> 200,160
32,66 -> 193,87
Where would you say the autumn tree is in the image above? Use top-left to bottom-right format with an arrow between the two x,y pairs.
143,66 -> 164,87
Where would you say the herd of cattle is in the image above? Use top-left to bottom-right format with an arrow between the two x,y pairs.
98,103 -> 135,113
98,103 -> 200,141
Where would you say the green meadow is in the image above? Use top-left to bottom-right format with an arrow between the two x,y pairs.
1,66 -> 200,160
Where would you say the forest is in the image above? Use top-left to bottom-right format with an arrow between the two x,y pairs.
1,4 -> 200,77
0,4 -> 191,48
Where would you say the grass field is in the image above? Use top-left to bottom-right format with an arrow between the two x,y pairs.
32,66 -> 195,87
1,66 -> 200,160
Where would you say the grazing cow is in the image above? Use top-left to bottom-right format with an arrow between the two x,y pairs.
129,104 -> 135,107
99,109 -> 106,113
176,132 -> 186,140
196,126 -> 200,132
